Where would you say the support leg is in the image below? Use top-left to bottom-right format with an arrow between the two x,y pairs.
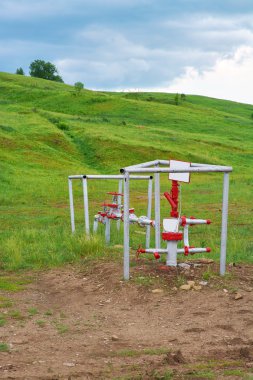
123,172 -> 130,280
155,172 -> 161,249
117,179 -> 123,231
146,177 -> 153,249
220,173 -> 230,275
68,178 -> 75,233
82,177 -> 90,235
105,218 -> 110,244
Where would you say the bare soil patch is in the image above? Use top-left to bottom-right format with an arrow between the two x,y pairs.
0,260 -> 252,379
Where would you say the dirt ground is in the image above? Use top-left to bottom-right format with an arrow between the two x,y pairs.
0,259 -> 252,380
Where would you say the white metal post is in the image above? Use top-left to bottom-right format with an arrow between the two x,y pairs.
117,179 -> 123,231
146,177 -> 153,248
82,176 -> 90,235
220,172 -> 230,275
123,172 -> 130,280
166,241 -> 178,266
68,178 -> 75,233
155,171 -> 161,249
105,218 -> 111,244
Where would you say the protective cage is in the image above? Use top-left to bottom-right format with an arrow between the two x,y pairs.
68,159 -> 232,280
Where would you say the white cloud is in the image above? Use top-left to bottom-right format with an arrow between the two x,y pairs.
0,0 -> 149,19
163,46 -> 253,104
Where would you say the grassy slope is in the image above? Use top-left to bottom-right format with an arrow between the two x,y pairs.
0,72 -> 252,269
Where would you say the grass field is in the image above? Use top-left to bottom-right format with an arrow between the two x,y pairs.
0,71 -> 252,270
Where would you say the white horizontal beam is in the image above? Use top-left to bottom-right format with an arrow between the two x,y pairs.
123,159 -> 160,170
68,174 -> 153,180
122,166 -> 232,174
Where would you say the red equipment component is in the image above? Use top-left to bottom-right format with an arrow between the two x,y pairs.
107,192 -> 124,196
107,214 -> 117,219
154,252 -> 160,260
162,232 -> 183,241
184,246 -> 190,256
136,246 -> 146,254
181,216 -> 187,226
206,247 -> 211,252
136,245 -> 146,259
164,180 -> 179,217
102,203 -> 118,208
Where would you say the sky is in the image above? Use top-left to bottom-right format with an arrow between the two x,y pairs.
1,0 -> 253,104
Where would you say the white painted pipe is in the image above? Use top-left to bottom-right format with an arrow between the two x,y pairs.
123,159 -> 160,170
93,218 -> 99,233
166,241 -> 178,266
183,225 -> 189,246
220,172 -> 230,275
82,177 -> 90,235
143,247 -> 210,254
155,170 -> 161,249
117,179 -> 123,231
122,166 -> 232,173
146,177 -> 153,249
123,172 -> 130,280
105,218 -> 110,244
69,175 -> 152,180
68,178 -> 75,233
181,218 -> 211,225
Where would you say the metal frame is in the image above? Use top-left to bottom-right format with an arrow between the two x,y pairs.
68,174 -> 153,248
120,159 -> 232,280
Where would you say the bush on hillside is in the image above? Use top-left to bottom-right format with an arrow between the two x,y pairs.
16,67 -> 25,75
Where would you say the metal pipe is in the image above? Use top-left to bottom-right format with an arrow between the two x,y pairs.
123,166 -> 233,174
68,178 -> 75,233
69,175 -> 152,180
122,159 -> 160,171
143,247 -> 210,254
82,176 -> 90,235
220,172 -> 230,275
105,218 -> 110,244
146,177 -> 153,249
123,172 -> 130,280
183,225 -> 189,247
158,160 -> 170,165
117,179 -> 123,231
155,165 -> 161,249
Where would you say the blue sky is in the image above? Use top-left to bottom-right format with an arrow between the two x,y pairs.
1,0 -> 253,104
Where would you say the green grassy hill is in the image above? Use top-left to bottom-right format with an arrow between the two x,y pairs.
0,72 -> 252,270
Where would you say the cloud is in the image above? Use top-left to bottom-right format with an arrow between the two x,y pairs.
1,1 -> 253,103
0,0 -> 150,20
163,46 -> 253,104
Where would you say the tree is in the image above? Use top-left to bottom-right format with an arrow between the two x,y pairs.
16,67 -> 25,75
74,81 -> 84,95
29,59 -> 64,82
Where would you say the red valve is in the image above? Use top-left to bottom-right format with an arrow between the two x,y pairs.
136,246 -> 146,254
154,252 -> 160,260
164,180 -> 179,218
102,203 -> 118,208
